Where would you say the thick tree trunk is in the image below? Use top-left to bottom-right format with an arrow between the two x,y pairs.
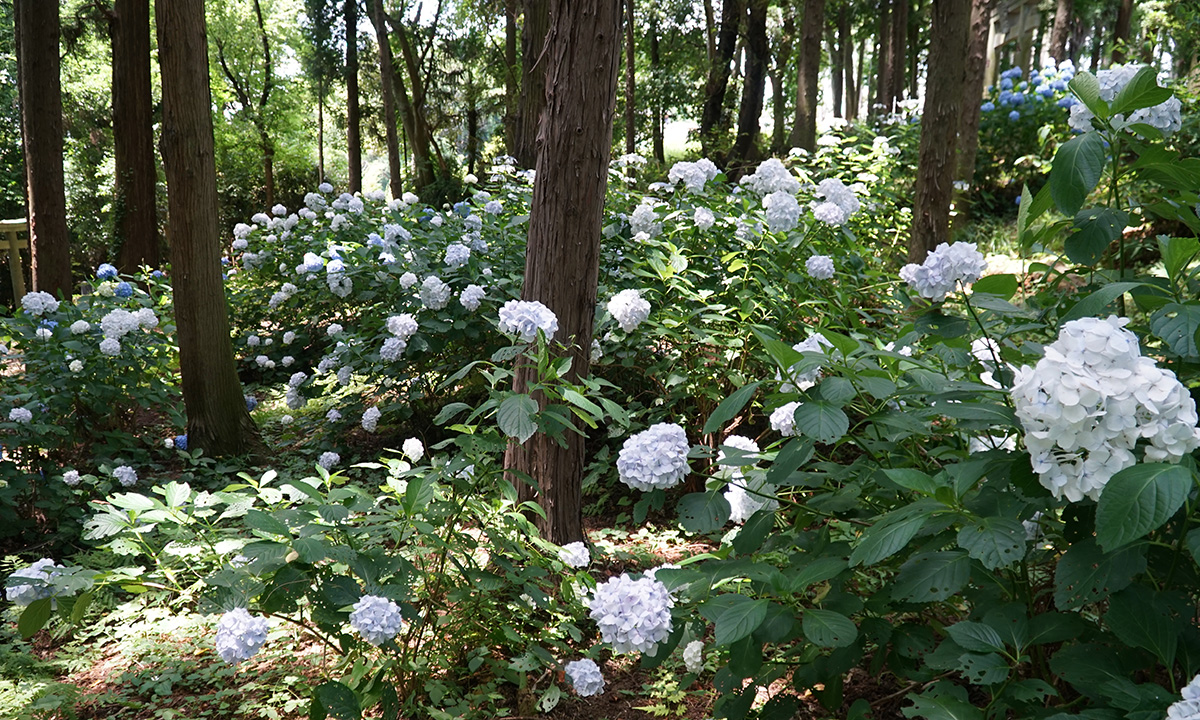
504,0 -> 518,155
515,0 -> 549,169
791,0 -> 825,151
624,0 -> 635,156
829,23 -> 843,118
908,0 -> 970,263
699,0 -> 741,153
505,0 -> 621,544
888,0 -> 908,107
953,0 -> 994,230
872,0 -> 892,117
1111,0 -> 1133,64
155,0 -> 261,456
730,0 -> 767,163
112,0 -> 159,274
368,0 -> 403,198
346,0 -> 362,193
1048,0 -> 1072,62
14,0 -> 71,298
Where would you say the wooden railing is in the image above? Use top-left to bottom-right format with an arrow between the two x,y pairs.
0,218 -> 28,301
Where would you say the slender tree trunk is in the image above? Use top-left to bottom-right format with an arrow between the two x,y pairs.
829,23 -> 843,118
730,0 -> 767,163
699,0 -> 741,153
14,0 -> 71,298
391,19 -> 442,190
155,0 -> 261,456
624,0 -> 636,156
504,0 -> 518,155
1048,0 -> 1072,62
872,0 -> 892,117
317,95 -> 325,182
953,0 -> 994,230
112,0 -> 158,274
368,0 -> 403,198
1111,0 -> 1133,64
505,0 -> 621,544
907,0 -> 921,98
467,73 -> 479,176
703,0 -> 716,63
1090,15 -> 1104,70
908,0 -> 970,263
843,10 -> 859,120
791,0 -> 825,151
346,0 -> 362,193
650,15 -> 664,163
888,0 -> 908,107
769,9 -> 794,154
515,0 -> 549,169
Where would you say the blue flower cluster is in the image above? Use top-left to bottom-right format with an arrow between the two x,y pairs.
982,60 -> 1078,122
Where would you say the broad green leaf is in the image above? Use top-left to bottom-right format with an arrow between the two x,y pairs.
946,621 -> 1006,653
956,517 -> 1026,570
849,501 -> 938,567
1095,463 -> 1191,551
1068,71 -> 1107,121
732,509 -> 775,554
1065,208 -> 1128,266
714,596 -> 769,646
882,468 -> 942,496
901,691 -> 985,720
313,681 -> 361,720
765,438 -> 813,485
703,381 -> 762,435
678,491 -> 732,534
1104,587 -> 1177,669
914,310 -> 969,339
1060,281 -> 1155,323
1150,302 -> 1200,359
1050,132 -> 1106,216
788,556 -> 848,592
1110,66 -> 1173,116
956,652 -> 1010,685
163,482 -> 191,508
971,274 -> 1018,300
802,608 -> 857,648
562,389 -> 603,420
245,509 -> 290,538
818,377 -> 855,406
497,394 -> 538,444
1017,183 -> 1055,250
1186,528 -> 1200,566
1026,612 -> 1087,647
432,402 -> 471,425
18,598 -> 53,639
1054,537 -> 1146,610
1159,236 -> 1199,284
892,551 -> 970,602
792,402 -> 848,444
109,493 -> 157,512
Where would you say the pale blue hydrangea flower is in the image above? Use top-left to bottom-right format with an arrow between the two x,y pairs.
386,314 -> 419,339
1167,673 -> 1200,720
617,423 -> 689,491
559,541 -> 590,568
326,408 -> 342,422
380,337 -> 406,362
763,190 -> 801,233
113,465 -> 138,487
565,658 -> 605,696
459,284 -> 486,311
498,300 -> 558,342
215,608 -> 269,664
806,255 -> 835,280
62,470 -> 81,486
694,207 -> 715,231
9,407 -> 32,424
349,594 -> 404,645
21,292 -> 59,316
740,158 -> 799,196
607,289 -> 651,332
444,243 -> 471,268
70,320 -> 90,334
318,452 -> 340,470
420,276 -> 451,310
587,573 -> 674,654
361,407 -> 381,432
899,241 -> 988,302
399,272 -> 419,289
5,558 -> 64,606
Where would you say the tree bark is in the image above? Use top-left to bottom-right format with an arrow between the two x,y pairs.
111,0 -> 159,274
699,0 -> 741,154
953,0 -> 994,230
1047,0 -> 1072,63
624,0 -> 635,156
730,0 -> 767,163
791,0 -> 825,151
703,0 -> 716,63
843,10 -> 859,120
907,0 -> 921,98
829,22 -> 843,117
14,0 -> 71,298
888,0 -> 908,108
908,0 -> 969,263
649,15 -> 664,163
1090,14 -> 1103,70
1111,0 -> 1133,64
515,0 -> 549,169
390,17 -> 443,191
504,0 -> 518,155
768,8 -> 795,153
504,0 -> 621,544
155,0 -> 261,457
368,0 -> 403,198
872,0 -> 891,117
346,0 -> 362,193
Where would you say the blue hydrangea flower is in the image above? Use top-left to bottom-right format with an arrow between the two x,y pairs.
565,659 -> 605,697
1008,110 -> 1021,121
616,423 -> 690,491
245,395 -> 258,412
349,595 -> 404,645
97,263 -> 118,280
114,282 -> 133,298
174,434 -> 188,450
215,608 -> 269,664
587,573 -> 674,654
980,101 -> 995,112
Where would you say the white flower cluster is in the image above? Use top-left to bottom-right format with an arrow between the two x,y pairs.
70,320 -> 90,334
9,407 -> 32,424
499,300 -> 558,342
899,242 -> 988,302
763,190 -> 802,233
811,178 -> 861,226
607,289 -> 651,332
215,608 -> 270,664
565,659 -> 605,697
420,275 -> 451,310
629,202 -> 662,237
1167,674 -> 1200,720
5,558 -> 64,606
683,640 -> 704,673
617,423 -> 690,491
718,436 -> 777,523
559,541 -> 591,568
443,242 -> 471,268
779,332 -> 833,392
1011,316 -> 1200,502
318,451 -> 340,470
588,573 -> 674,654
113,465 -> 137,487
1067,64 -> 1182,136
21,291 -> 59,316
402,437 -> 424,462
667,158 -> 719,193
100,308 -> 158,339
694,207 -> 715,231
361,407 -> 381,432
740,158 -> 800,196
349,594 -> 404,645
806,255 -> 835,279
770,401 -> 801,436
459,284 -> 486,311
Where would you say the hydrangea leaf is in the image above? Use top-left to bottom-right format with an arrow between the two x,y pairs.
956,517 -> 1026,570
1159,236 -> 1200,284
703,381 -> 762,435
1050,132 -> 1106,216
792,402 -> 848,444
245,509 -> 290,538
1095,463 -> 1191,551
892,551 -> 970,603
1054,537 -> 1146,610
1110,66 -> 1173,116
1059,281 -> 1155,323
1065,208 -> 1128,266
18,598 -> 52,639
945,621 -> 1006,654
848,500 -> 939,567
900,690 -> 985,720
678,491 -> 731,533
764,438 -> 813,485
713,596 -> 768,646
313,680 -> 362,720
802,608 -> 857,648
1103,586 -> 1178,669
496,393 -> 538,444
955,652 -> 1010,686
1067,71 -> 1107,121
1149,302 -> 1200,359
970,273 -> 1019,300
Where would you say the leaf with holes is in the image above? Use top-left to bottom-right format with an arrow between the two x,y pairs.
1065,208 -> 1128,266
802,608 -> 857,648
1150,302 -> 1200,359
946,621 -> 1007,654
1054,537 -> 1146,610
678,491 -> 731,534
957,517 -> 1026,570
900,691 -> 985,720
313,681 -> 361,720
893,551 -> 970,603
955,652 -> 1010,685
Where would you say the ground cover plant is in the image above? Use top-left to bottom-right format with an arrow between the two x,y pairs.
4,62 -> 1200,720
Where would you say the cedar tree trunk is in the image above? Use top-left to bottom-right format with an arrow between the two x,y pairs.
624,0 -> 635,156
791,0 -> 825,151
1048,0 -> 1072,63
953,0 -> 994,229
515,0 -> 549,169
699,0 -> 741,154
368,0 -> 403,197
730,0 -> 767,163
346,0 -> 362,193
112,0 -> 159,273
1111,0 -> 1133,64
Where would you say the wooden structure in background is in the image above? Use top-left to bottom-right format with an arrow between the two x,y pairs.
986,0 -> 1042,87
0,219 -> 28,303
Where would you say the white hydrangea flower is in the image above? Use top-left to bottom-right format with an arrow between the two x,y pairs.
565,658 -> 605,697
361,407 -> 381,432
402,437 -> 424,462
588,573 -> 674,654
318,451 -> 340,470
683,640 -> 705,673
443,242 -> 471,268
778,332 -> 834,392
349,595 -> 404,645
420,276 -> 451,310
70,320 -> 90,334
399,271 -> 419,289
283,331 -> 296,345
1167,673 -> 1200,720
215,608 -> 270,664
337,366 -> 353,386
806,255 -> 835,280
900,242 -> 988,302
326,408 -> 341,422
1011,316 -> 1200,502
288,372 -> 307,388
62,470 -> 81,487
402,191 -> 419,205
629,202 -> 662,237
607,289 -> 651,332
459,284 -> 486,311
770,401 -> 801,436
763,190 -> 802,233
100,309 -> 141,339
5,558 -> 64,606
498,300 -> 558,342
810,178 -> 861,227
20,291 -> 60,316
718,436 -> 778,523
617,423 -> 690,491
8,407 -> 32,424
327,323 -> 343,337
559,541 -> 590,568
694,207 -> 715,231
740,158 -> 800,196
99,338 -> 121,356
484,200 -> 502,214
667,158 -> 718,192
380,337 -> 407,362
69,359 -> 83,372
386,313 -> 419,339
113,465 -> 138,487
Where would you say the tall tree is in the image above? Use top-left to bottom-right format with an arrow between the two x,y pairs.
841,7 -> 859,120
514,0 -> 549,169
1111,0 -> 1133,64
623,0 -> 636,156
872,0 -> 892,116
699,0 -> 740,154
767,6 -> 795,153
503,0 -> 518,155
730,0 -> 767,163
156,0 -> 261,456
14,0 -> 71,297
953,0 -> 994,228
505,0 -> 621,544
1048,0 -> 1073,62
368,0 -> 403,197
791,0 -> 825,151
387,12 -> 447,192
887,0 -> 908,108
908,0 -> 969,262
302,0 -> 343,185
346,0 -> 362,193
829,16 -> 843,117
111,0 -> 159,273
648,11 -> 664,163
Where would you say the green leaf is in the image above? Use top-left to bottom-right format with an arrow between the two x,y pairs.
561,389 -> 603,420
818,377 -> 855,406
678,491 -> 731,533
1060,281 -> 1155,323
789,557 -> 848,592
1065,208 -> 1128,266
914,310 -> 969,339
245,509 -> 291,538
802,608 -> 857,648
1150,302 -> 1200,359
946,621 -> 1006,653
1186,528 -> 1200,566
792,402 -> 848,444
313,681 -> 361,720
1017,184 -> 1054,249
1054,537 -> 1146,610
1051,132 -> 1106,216
497,394 -> 538,444
901,691 -> 985,720
703,381 -> 762,435
970,274 -> 1018,300
882,468 -> 942,496
714,596 -> 769,646
1159,236 -> 1200,284
1104,587 -> 1177,669
765,438 -> 813,485
956,517 -> 1026,570
732,510 -> 775,554
1095,463 -> 1191,551
955,652 -> 1010,685
1110,66 -> 1174,116
163,482 -> 191,508
892,551 -> 970,602
849,502 -> 936,567
18,598 -> 53,639
1068,71 -> 1107,121
433,402 -> 471,425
